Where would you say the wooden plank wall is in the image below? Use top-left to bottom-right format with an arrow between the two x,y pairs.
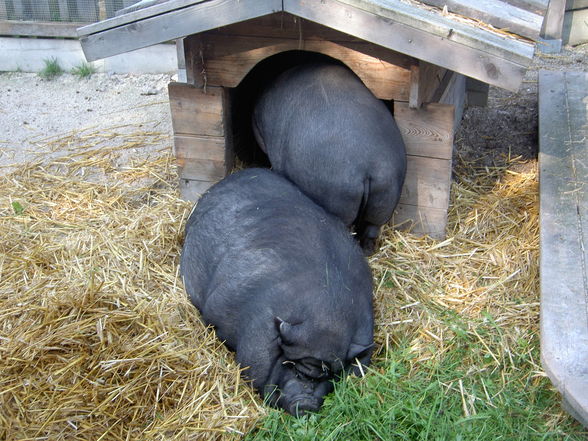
168,82 -> 235,201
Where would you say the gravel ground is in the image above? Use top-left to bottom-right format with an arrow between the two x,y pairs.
1,44 -> 587,175
0,72 -> 174,174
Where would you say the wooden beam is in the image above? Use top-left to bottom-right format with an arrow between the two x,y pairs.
0,20 -> 87,38
417,0 -> 545,40
409,60 -> 446,108
79,0 -> 210,35
392,204 -> 448,239
503,0 -> 549,14
539,70 -> 588,428
194,32 -> 412,100
79,0 -> 281,61
394,102 -> 454,160
285,0 -> 535,91
541,0 -> 566,39
393,102 -> 455,238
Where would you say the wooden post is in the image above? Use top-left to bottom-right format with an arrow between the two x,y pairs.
168,82 -> 235,201
392,103 -> 455,239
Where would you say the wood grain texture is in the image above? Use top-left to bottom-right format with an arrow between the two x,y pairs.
79,0 -> 281,61
285,0 -> 533,91
417,0 -> 544,39
174,135 -> 226,161
394,102 -> 454,160
392,203 -> 448,239
194,32 -> 412,100
541,0 -> 566,39
409,60 -> 447,108
539,70 -> 588,428
168,82 -> 226,137
399,155 -> 452,210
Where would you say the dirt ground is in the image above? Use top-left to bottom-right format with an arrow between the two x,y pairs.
455,44 -> 588,172
1,44 -> 587,175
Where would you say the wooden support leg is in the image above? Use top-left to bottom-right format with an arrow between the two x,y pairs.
392,102 -> 455,239
168,82 -> 234,201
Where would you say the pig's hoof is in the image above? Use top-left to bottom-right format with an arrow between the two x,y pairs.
288,398 -> 321,417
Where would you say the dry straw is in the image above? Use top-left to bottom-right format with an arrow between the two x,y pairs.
1,127 -> 541,439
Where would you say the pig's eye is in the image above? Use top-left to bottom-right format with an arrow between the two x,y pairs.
295,358 -> 331,380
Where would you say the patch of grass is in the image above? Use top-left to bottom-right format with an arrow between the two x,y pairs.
71,62 -> 96,78
39,57 -> 63,80
247,338 -> 585,441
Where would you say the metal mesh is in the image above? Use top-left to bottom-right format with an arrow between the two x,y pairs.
0,0 -> 141,22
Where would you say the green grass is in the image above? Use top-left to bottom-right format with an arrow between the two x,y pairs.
246,323 -> 586,441
39,57 -> 63,80
71,62 -> 96,78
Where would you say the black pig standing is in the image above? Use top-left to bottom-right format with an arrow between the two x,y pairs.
252,62 -> 407,254
180,168 -> 374,416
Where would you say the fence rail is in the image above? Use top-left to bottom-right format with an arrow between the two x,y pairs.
0,0 -> 139,22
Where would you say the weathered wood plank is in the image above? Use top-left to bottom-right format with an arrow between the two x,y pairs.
409,61 -> 446,108
80,0 -> 209,34
313,0 -> 536,64
563,7 -> 588,45
285,0 -> 533,91
566,0 -> 588,11
168,82 -> 226,137
0,20 -> 87,37
399,155 -> 452,211
539,70 -> 588,428
541,0 -> 566,39
466,77 -> 490,107
392,203 -> 448,238
417,0 -> 544,40
503,0 -> 549,14
438,72 -> 466,133
394,102 -> 454,160
179,178 -> 215,201
174,135 -> 226,161
79,0 -> 281,61
194,32 -> 412,99
177,157 -> 226,181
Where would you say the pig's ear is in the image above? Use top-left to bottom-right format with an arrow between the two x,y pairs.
347,342 -> 373,360
274,317 -> 297,344
347,342 -> 374,377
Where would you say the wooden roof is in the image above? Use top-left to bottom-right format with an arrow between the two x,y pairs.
78,0 -> 546,91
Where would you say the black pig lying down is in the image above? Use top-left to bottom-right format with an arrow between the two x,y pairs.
180,168 -> 374,416
252,62 -> 407,255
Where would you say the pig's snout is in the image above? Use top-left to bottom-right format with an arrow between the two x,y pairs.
288,396 -> 321,417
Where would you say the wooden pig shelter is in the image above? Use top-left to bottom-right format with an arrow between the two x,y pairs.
77,0 -> 548,239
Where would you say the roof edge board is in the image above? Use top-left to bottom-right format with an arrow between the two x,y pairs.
416,0 -> 544,40
285,0 -> 531,90
343,0 -> 536,64
78,0 -> 282,61
78,0 -> 211,37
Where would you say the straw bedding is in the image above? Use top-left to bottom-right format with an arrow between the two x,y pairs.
0,128 -> 540,439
